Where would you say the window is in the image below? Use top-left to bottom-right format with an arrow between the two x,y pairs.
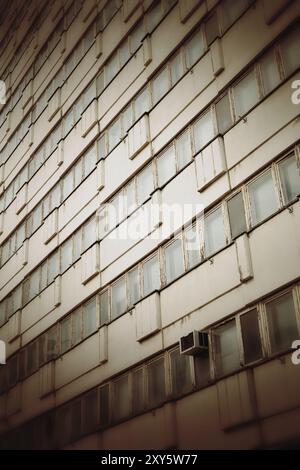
248,170 -> 278,226
240,309 -> 263,364
227,192 -> 247,239
99,384 -> 110,426
185,224 -> 201,268
216,93 -> 232,134
40,261 -> 48,291
157,146 -> 176,186
193,110 -> 215,152
73,230 -> 82,261
71,400 -> 82,443
147,357 -> 166,406
61,238 -> 73,272
233,70 -> 259,118
106,52 -> 119,83
132,368 -> 145,414
111,277 -> 127,320
152,67 -> 169,104
108,118 -> 121,152
147,1 -> 162,32
82,217 -> 96,252
222,0 -> 248,30
8,355 -> 18,388
170,51 -> 184,85
260,49 -> 280,95
48,251 -> 60,284
61,317 -> 72,354
122,104 -> 133,134
176,130 -> 192,170
214,320 -> 240,376
281,24 -> 300,76
119,38 -> 130,67
134,88 -> 150,120
143,255 -> 160,296
186,30 -> 205,68
84,390 -> 98,433
126,180 -> 137,215
169,348 -> 193,396
100,290 -> 109,326
130,20 -> 144,53
83,297 -> 97,338
27,341 -> 38,376
38,335 -> 46,368
12,286 -> 22,313
137,164 -> 154,204
72,308 -> 82,346
204,207 -> 226,257
46,327 -> 57,361
29,269 -> 40,300
113,375 -> 130,420
205,12 -> 220,46
63,169 -> 74,200
0,301 -> 6,326
278,154 -> 300,204
266,292 -> 299,354
83,145 -> 97,177
32,204 -> 43,233
128,267 -> 140,307
165,239 -> 184,284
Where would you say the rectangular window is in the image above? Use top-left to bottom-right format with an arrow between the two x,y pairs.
134,88 -> 150,120
137,164 -> 154,204
48,251 -> 60,284
266,292 -> 299,354
61,238 -> 73,273
83,297 -> 97,338
222,0 -> 248,30
132,368 -> 145,414
147,1 -> 162,32
216,93 -> 232,134
63,169 -> 74,200
185,224 -> 201,268
83,145 -> 97,177
157,146 -> 176,187
170,50 -> 184,86
27,341 -> 38,376
281,24 -> 300,76
29,269 -> 40,300
186,29 -> 205,68
113,375 -> 130,421
193,110 -> 215,152
126,179 -> 137,215
260,49 -> 280,95
82,217 -> 96,252
71,400 -> 82,443
32,204 -> 43,233
240,309 -> 263,364
122,104 -> 133,134
72,308 -> 82,346
170,348 -> 193,396
61,317 -> 72,354
205,12 -> 220,46
119,38 -> 130,67
8,355 -> 18,388
111,277 -> 127,320
106,52 -> 119,83
248,170 -> 278,226
46,326 -> 57,361
147,357 -> 166,406
128,267 -> 140,307
84,390 -> 98,433
204,207 -> 226,257
233,70 -> 259,118
73,230 -> 82,261
130,20 -> 144,53
215,320 -> 240,376
100,290 -> 110,326
165,239 -> 185,284
38,335 -> 46,368
227,192 -> 247,239
152,67 -> 169,105
0,301 -> 6,326
278,154 -> 300,204
13,285 -> 22,313
40,261 -> 48,292
99,384 -> 110,426
143,255 -> 160,296
176,130 -> 192,170
108,118 -> 121,152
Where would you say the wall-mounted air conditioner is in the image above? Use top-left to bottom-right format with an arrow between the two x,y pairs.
179,331 -> 209,356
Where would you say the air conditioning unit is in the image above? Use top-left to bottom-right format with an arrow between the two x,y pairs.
179,331 -> 209,356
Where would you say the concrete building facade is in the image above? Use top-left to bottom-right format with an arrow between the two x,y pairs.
0,0 -> 300,450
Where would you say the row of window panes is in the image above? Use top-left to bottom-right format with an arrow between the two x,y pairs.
1,149 -> 299,328
1,282 -> 299,447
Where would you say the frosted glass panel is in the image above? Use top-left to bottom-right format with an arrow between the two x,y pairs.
248,171 -> 277,226
204,207 -> 226,257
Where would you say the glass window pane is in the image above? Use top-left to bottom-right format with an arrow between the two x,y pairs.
186,30 -> 205,68
240,309 -> 263,364
132,368 -> 145,414
99,384 -> 110,426
126,180 -> 137,215
130,21 -> 144,53
170,51 -> 184,86
83,145 -> 97,177
111,277 -> 127,320
72,308 -> 82,346
204,207 -> 226,257
106,52 -> 119,83
61,317 -> 72,354
137,164 -> 154,204
266,293 -> 299,354
73,230 -> 82,261
61,238 -> 73,272
134,88 -> 150,120
281,24 -> 300,76
261,49 -> 280,95
157,146 -> 176,186
185,224 -> 201,268
29,269 -> 40,300
227,192 -> 247,239
147,2 -> 162,32
119,38 -> 130,67
32,204 -> 43,232
147,357 -> 166,406
40,261 -> 48,291
143,255 -> 160,296
215,320 -> 240,376
122,105 -> 133,134
108,118 -> 121,152
48,251 -> 60,284
152,67 -> 169,105
82,217 -> 96,252
113,375 -> 130,421
279,154 -> 300,204
128,267 -> 140,307
248,171 -> 277,226
27,341 -> 38,376
170,348 -> 193,396
222,0 -> 248,30
233,70 -> 259,117
84,390 -> 98,433
176,130 -> 192,170
194,354 -> 211,388
100,290 -> 109,326
83,297 -> 97,338
216,93 -> 232,134
63,169 -> 74,200
193,110 -> 214,152
205,12 -> 220,46
165,239 -> 184,284
46,327 -> 57,361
